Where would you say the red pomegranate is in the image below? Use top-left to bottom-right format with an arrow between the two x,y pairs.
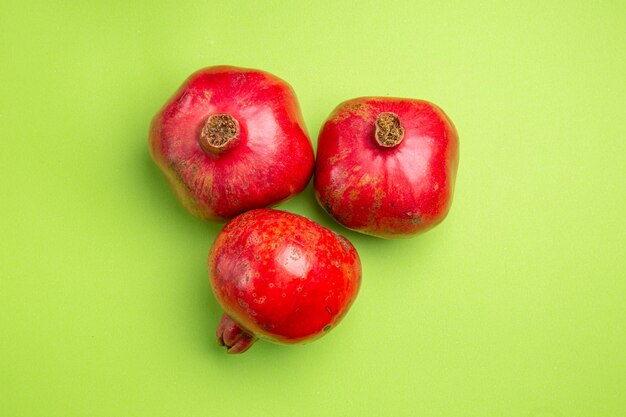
315,97 -> 459,239
149,66 -> 314,221
208,209 -> 361,354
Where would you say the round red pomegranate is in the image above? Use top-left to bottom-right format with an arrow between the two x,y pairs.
315,97 -> 459,239
149,66 -> 314,221
208,209 -> 361,354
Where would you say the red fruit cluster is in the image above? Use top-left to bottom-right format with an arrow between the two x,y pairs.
150,66 -> 458,354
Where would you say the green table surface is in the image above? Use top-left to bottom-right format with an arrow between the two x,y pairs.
2,1 -> 625,416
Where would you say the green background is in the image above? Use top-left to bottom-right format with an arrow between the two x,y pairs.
1,1 -> 625,416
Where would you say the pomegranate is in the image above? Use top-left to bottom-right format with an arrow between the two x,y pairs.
315,97 -> 459,239
149,66 -> 314,221
208,209 -> 361,354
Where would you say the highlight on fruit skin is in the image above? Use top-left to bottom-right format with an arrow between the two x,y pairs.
208,209 -> 362,354
149,65 -> 314,221
314,97 -> 459,239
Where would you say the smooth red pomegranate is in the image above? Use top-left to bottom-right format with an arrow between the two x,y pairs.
208,209 -> 361,354
315,97 -> 459,239
149,66 -> 314,221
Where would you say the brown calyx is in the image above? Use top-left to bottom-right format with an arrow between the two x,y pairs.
199,113 -> 239,154
374,112 -> 404,148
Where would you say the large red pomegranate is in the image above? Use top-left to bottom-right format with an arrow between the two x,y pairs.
208,209 -> 361,354
149,66 -> 314,221
315,97 -> 459,239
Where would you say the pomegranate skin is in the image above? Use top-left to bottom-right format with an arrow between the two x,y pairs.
208,209 -> 361,353
149,66 -> 314,221
315,97 -> 459,239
